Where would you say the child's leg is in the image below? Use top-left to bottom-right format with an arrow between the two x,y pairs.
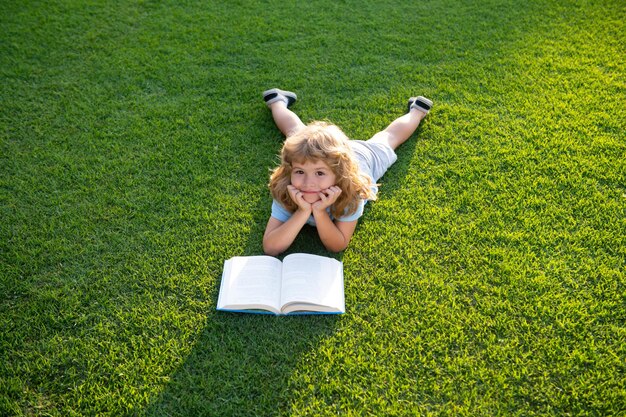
370,96 -> 432,150
370,107 -> 426,150
269,101 -> 306,138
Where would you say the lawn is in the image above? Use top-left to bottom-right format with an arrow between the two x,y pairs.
1,0 -> 624,415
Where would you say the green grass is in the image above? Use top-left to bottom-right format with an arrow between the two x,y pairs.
1,0 -> 624,415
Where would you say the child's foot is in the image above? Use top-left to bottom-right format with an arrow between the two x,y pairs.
263,88 -> 297,107
407,96 -> 433,114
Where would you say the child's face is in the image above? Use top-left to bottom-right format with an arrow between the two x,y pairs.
290,159 -> 338,204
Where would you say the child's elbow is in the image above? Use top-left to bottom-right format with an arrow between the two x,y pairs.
327,248 -> 345,254
263,242 -> 284,257
323,241 -> 349,253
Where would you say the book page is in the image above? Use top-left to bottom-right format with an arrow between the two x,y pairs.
280,254 -> 344,312
217,256 -> 283,312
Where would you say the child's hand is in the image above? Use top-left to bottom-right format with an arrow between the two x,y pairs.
287,185 -> 313,213
312,186 -> 342,213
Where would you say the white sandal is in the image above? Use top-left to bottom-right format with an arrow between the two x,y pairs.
407,96 -> 433,114
263,88 -> 297,107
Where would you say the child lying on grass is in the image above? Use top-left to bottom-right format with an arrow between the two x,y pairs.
262,88 -> 432,256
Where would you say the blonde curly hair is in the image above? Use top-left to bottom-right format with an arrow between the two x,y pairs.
269,121 -> 376,218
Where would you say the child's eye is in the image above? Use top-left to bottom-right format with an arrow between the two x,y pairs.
294,170 -> 304,175
316,171 -> 326,176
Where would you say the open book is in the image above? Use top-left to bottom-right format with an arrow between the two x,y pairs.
217,253 -> 345,315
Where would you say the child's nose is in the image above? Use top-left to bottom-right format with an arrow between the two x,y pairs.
305,176 -> 317,186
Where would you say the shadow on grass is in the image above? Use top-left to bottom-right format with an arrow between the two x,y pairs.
144,312 -> 340,416
145,213 -> 343,415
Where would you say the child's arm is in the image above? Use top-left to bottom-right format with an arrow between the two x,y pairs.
310,186 -> 358,252
263,186 -> 314,256
313,211 -> 358,252
262,211 -> 310,256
